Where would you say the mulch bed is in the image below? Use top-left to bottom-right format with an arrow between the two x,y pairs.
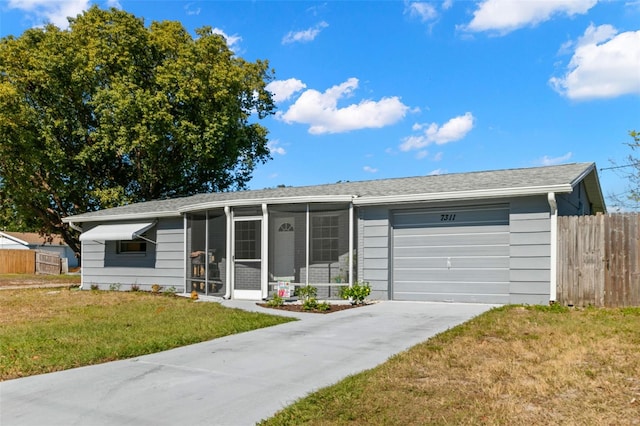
256,302 -> 371,314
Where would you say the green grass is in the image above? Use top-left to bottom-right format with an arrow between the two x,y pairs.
0,288 -> 294,380
261,305 -> 640,425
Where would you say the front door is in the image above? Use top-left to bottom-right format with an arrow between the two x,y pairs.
273,217 -> 295,282
233,218 -> 262,299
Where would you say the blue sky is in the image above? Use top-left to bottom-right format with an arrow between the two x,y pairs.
1,1 -> 639,209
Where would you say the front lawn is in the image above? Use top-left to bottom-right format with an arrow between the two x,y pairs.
0,288 -> 294,380
262,305 -> 640,425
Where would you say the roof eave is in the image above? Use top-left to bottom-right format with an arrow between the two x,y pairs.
353,184 -> 574,206
178,195 -> 356,213
62,211 -> 181,224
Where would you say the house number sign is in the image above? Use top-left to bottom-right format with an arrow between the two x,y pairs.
440,214 -> 457,221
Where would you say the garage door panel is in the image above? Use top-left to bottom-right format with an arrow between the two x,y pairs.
394,256 -> 509,269
395,291 -> 511,304
393,206 -> 510,303
394,233 -> 509,247
394,224 -> 509,236
394,245 -> 508,258
395,268 -> 509,283
394,208 -> 509,228
394,281 -> 509,295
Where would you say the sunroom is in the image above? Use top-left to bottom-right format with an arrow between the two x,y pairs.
184,201 -> 356,300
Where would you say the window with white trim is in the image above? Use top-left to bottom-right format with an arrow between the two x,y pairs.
311,215 -> 339,262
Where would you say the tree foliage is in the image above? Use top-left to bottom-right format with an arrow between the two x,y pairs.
0,7 -> 275,254
608,130 -> 640,211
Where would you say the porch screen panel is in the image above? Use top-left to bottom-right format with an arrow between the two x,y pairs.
207,212 -> 226,296
187,214 -> 206,293
308,205 -> 351,287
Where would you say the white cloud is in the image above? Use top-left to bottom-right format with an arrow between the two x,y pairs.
415,150 -> 429,159
428,168 -> 445,175
433,151 -> 444,161
282,21 -> 328,44
400,112 -> 475,151
211,28 -> 242,51
405,1 -> 438,22
268,141 -> 286,156
363,166 -> 378,173
279,78 -> 410,134
8,0 -> 89,29
465,0 -> 597,34
550,25 -> 640,100
184,3 -> 201,16
537,152 -> 573,166
266,79 -> 307,103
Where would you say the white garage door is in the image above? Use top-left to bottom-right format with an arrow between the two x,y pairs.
392,205 -> 510,303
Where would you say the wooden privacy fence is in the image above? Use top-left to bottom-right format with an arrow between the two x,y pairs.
0,249 -> 61,275
557,213 -> 640,307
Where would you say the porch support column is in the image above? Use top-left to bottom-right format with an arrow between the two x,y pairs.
261,203 -> 269,300
183,215 -> 187,294
305,204 -> 310,286
348,201 -> 354,287
548,192 -> 558,303
224,206 -> 232,299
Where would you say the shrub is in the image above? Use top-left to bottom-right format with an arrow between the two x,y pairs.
130,284 -> 140,292
267,294 -> 284,307
340,281 -> 371,305
151,284 -> 162,293
302,297 -> 319,311
90,284 -> 99,291
108,283 -> 121,291
316,301 -> 331,312
190,290 -> 199,300
294,285 -> 317,301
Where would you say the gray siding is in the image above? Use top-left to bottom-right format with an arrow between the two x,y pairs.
509,197 -> 551,304
82,218 -> 185,291
358,207 -> 390,300
557,181 -> 592,216
358,197 -> 555,305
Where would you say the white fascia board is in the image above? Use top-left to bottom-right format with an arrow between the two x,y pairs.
177,195 -> 355,213
62,211 -> 180,224
569,163 -> 595,187
352,184 -> 574,206
0,232 -> 29,246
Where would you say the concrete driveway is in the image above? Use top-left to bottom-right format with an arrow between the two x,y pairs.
0,300 -> 495,426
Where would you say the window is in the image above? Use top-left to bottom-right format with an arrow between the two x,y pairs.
311,215 -> 339,262
118,240 -> 147,254
235,220 -> 261,259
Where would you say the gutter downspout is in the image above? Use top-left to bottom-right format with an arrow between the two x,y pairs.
68,221 -> 84,290
548,192 -> 558,304
224,206 -> 232,299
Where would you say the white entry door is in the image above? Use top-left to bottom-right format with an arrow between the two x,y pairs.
233,218 -> 262,300
273,217 -> 295,281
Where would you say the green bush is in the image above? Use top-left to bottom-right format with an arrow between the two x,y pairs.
294,285 -> 317,301
267,295 -> 284,307
340,281 -> 371,305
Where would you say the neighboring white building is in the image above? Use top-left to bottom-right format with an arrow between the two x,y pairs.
0,231 -> 78,268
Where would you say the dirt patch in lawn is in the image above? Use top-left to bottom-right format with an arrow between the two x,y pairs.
0,274 -> 81,289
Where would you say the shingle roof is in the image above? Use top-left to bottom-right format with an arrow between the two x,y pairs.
63,162 -> 604,222
1,231 -> 67,246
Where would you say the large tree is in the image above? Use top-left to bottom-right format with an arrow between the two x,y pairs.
0,6 -> 275,255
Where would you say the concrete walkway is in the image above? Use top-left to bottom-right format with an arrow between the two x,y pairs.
0,300 -> 495,426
